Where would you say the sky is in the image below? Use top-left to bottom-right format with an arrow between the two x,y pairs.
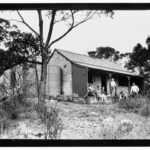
1,10 -> 150,55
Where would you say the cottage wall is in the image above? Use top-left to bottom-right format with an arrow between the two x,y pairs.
72,64 -> 88,97
49,51 -> 72,96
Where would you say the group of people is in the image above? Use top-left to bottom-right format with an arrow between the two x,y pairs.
85,85 -> 109,104
119,82 -> 140,101
109,78 -> 140,100
85,77 -> 140,103
95,86 -> 109,103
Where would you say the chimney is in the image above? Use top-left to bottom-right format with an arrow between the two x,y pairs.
88,51 -> 96,58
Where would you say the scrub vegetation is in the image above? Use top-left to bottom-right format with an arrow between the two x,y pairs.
1,94 -> 150,139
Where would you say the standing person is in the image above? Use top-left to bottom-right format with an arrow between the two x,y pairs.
110,78 -> 117,97
130,83 -> 139,97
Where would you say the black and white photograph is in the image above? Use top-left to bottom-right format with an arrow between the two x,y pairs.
0,2 -> 150,146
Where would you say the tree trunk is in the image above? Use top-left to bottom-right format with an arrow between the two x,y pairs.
34,63 -> 40,107
40,59 -> 47,100
23,63 -> 28,102
38,48 -> 48,113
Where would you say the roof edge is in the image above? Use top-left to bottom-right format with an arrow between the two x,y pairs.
53,49 -> 143,78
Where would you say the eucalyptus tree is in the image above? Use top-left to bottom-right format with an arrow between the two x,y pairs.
1,9 -> 114,109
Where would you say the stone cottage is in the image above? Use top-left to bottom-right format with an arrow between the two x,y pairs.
47,49 -> 143,97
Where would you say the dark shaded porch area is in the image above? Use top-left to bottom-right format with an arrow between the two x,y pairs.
88,69 -> 109,94
87,68 -> 144,96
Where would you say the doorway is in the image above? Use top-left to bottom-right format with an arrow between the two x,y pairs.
101,74 -> 107,93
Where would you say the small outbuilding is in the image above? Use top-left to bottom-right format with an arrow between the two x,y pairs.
47,49 -> 143,97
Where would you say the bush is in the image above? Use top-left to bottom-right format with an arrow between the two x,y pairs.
72,93 -> 79,102
140,102 -> 150,117
119,97 -> 140,113
0,96 -> 22,136
66,95 -> 73,102
118,94 -> 150,116
116,120 -> 133,136
43,106 -> 63,139
0,93 -> 32,121
56,95 -> 64,101
1,97 -> 19,120
112,96 -> 119,103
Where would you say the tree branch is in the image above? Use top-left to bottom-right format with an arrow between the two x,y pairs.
0,58 -> 41,77
37,10 -> 44,53
9,19 -> 23,23
48,10 -> 75,48
73,11 -> 97,28
17,10 -> 39,36
48,11 -> 96,48
54,14 -> 71,24
25,59 -> 42,65
45,9 -> 56,47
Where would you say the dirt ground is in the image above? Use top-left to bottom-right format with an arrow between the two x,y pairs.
58,101 -> 150,139
2,99 -> 150,139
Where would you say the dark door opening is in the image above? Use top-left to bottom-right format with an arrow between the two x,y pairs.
88,70 -> 93,83
101,74 -> 107,93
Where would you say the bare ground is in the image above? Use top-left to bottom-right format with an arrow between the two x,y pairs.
1,99 -> 150,139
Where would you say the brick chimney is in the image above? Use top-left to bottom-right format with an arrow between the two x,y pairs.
88,51 -> 96,58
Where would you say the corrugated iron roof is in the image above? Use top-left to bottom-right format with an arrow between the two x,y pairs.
55,49 -> 139,76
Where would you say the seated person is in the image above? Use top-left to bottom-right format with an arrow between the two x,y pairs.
84,85 -> 94,98
119,90 -> 127,101
101,87 -> 109,104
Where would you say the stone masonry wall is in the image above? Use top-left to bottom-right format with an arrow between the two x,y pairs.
49,51 -> 72,96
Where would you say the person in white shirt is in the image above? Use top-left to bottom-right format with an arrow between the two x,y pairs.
84,85 -> 94,98
89,86 -> 94,92
110,78 -> 117,97
130,83 -> 139,97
